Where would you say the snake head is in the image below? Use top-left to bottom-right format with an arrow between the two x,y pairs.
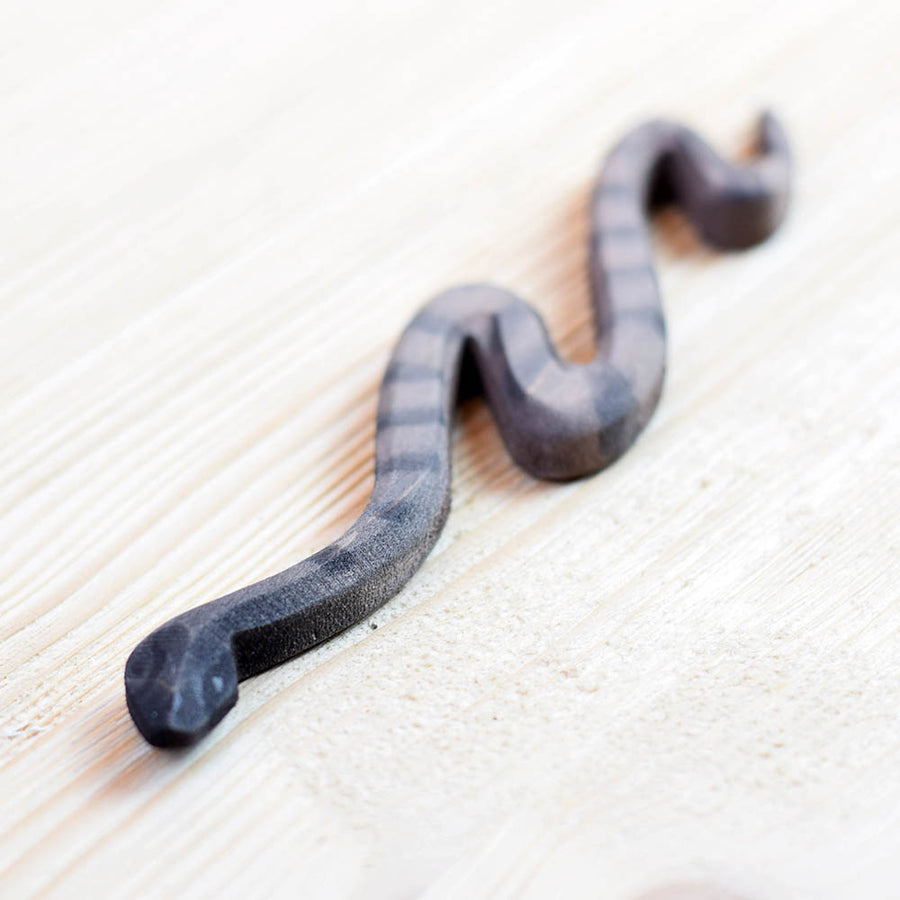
125,619 -> 238,748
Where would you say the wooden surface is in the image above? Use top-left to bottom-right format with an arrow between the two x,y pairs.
2,1 -> 899,896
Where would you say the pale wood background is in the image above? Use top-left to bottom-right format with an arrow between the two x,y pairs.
2,0 -> 899,897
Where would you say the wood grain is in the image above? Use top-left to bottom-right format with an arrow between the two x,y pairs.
1,0 -> 899,897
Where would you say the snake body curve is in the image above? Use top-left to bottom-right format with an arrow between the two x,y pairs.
125,114 -> 792,747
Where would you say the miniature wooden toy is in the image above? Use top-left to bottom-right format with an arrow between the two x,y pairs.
126,114 -> 792,747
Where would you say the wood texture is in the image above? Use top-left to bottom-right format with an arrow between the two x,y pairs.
1,0 -> 898,896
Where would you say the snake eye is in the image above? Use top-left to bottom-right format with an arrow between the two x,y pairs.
124,639 -> 158,681
125,622 -> 188,683
201,650 -> 239,711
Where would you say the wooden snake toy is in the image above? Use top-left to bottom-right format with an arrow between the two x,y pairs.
125,113 -> 792,747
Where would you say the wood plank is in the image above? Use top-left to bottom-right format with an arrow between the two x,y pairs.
2,0 -> 899,896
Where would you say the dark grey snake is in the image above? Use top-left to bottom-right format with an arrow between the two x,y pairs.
125,113 -> 792,747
